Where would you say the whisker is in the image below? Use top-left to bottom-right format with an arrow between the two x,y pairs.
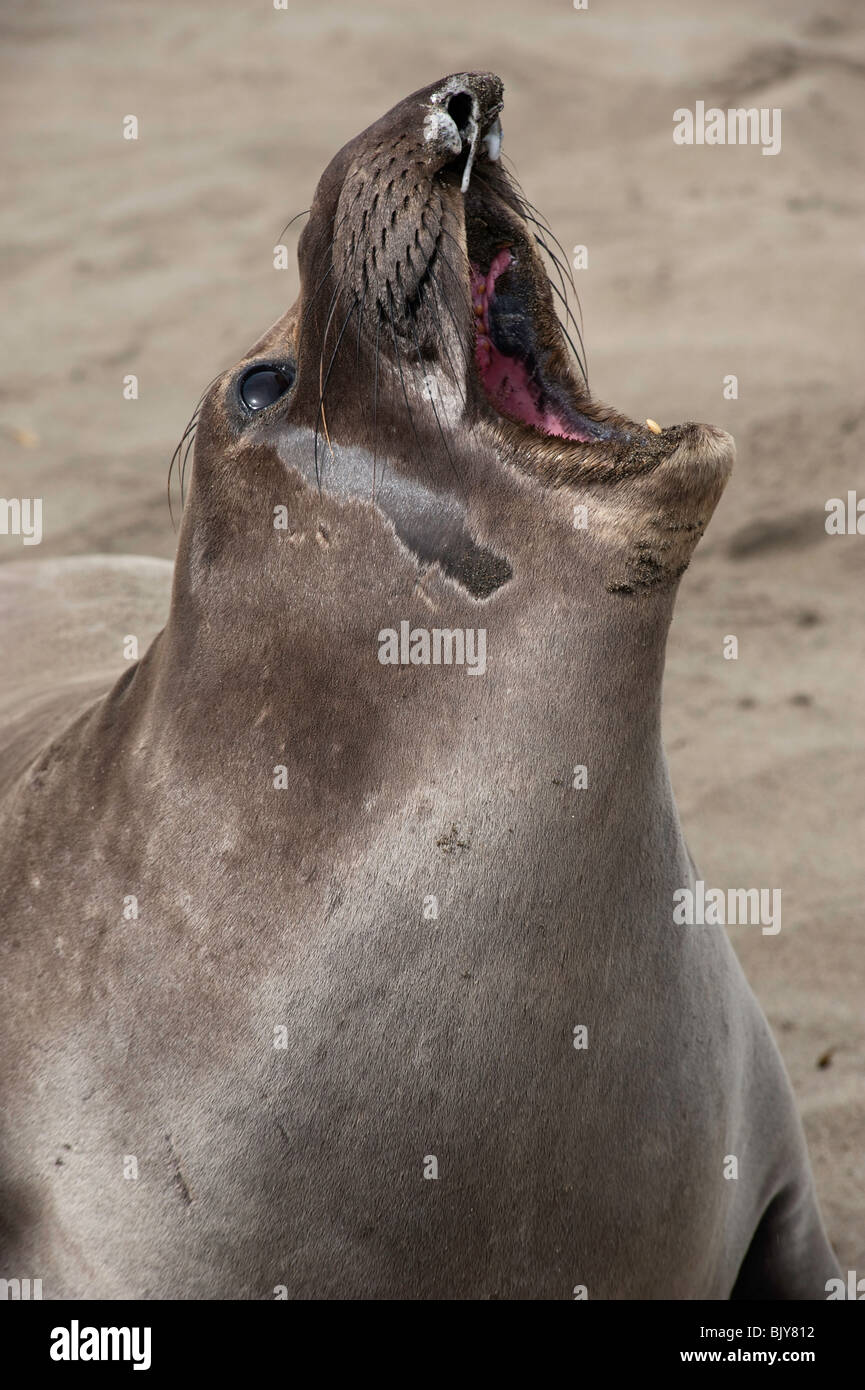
425,256 -> 472,361
301,261 -> 335,332
354,283 -> 370,434
168,412 -> 199,523
372,306 -> 382,500
470,168 -> 589,386
276,208 -> 310,244
499,172 -> 587,343
417,271 -> 469,408
315,292 -> 357,491
386,289 -> 435,488
517,218 -> 588,381
404,303 -> 463,494
167,374 -> 220,526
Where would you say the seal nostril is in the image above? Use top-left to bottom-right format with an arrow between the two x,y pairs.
239,365 -> 294,412
446,92 -> 474,140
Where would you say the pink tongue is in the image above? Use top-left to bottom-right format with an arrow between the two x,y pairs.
470,251 -> 592,442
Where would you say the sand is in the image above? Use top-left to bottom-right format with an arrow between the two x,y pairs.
1,0 -> 862,1274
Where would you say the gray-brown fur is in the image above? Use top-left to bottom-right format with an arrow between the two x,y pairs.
0,74 -> 837,1299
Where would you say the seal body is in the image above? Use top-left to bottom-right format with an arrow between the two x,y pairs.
0,74 -> 838,1300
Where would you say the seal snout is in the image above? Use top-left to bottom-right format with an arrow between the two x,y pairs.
428,71 -> 504,135
426,72 -> 505,193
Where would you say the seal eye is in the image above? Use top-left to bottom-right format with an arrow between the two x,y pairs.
239,365 -> 294,411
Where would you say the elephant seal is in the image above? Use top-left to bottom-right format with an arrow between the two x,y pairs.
0,72 -> 838,1300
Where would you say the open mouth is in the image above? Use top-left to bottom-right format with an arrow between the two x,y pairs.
435,107 -> 664,460
470,249 -> 603,445
463,178 -> 631,451
324,72 -> 675,478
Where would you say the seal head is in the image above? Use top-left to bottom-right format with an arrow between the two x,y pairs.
179,72 -> 734,606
